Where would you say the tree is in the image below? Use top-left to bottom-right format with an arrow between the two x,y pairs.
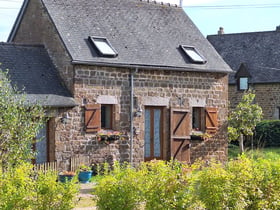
228,92 -> 262,153
0,70 -> 46,167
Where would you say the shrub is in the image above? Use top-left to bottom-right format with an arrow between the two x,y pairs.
254,120 -> 280,147
0,163 -> 79,210
95,162 -> 142,210
94,157 -> 280,210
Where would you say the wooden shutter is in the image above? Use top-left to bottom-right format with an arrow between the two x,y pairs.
85,104 -> 101,133
205,107 -> 218,134
170,108 -> 191,163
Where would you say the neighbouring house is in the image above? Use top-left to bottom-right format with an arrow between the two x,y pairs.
5,0 -> 232,170
208,27 -> 280,120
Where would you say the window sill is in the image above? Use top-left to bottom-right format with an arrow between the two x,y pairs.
190,132 -> 212,141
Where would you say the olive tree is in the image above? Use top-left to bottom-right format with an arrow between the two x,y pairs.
0,70 -> 46,167
228,92 -> 262,153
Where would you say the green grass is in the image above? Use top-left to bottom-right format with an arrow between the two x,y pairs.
228,144 -> 280,160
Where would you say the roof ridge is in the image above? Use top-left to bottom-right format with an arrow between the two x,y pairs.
138,0 -> 180,8
0,42 -> 45,48
208,30 -> 278,37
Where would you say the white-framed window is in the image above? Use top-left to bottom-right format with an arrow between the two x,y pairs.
180,45 -> 207,64
88,36 -> 118,57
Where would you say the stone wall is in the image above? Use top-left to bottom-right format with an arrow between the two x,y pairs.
12,0 -> 229,169
229,83 -> 280,120
54,65 -> 229,168
12,0 -> 74,92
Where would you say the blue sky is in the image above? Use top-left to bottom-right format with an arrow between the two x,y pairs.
0,0 -> 280,41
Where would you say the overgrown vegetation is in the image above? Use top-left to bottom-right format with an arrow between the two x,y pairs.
0,70 -> 46,167
94,157 -> 280,210
0,162 -> 79,210
0,68 -> 78,209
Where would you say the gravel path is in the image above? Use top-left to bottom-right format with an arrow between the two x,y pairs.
73,182 -> 96,210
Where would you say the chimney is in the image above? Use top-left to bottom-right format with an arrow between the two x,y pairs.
179,0 -> 183,7
276,25 -> 280,32
218,27 -> 224,35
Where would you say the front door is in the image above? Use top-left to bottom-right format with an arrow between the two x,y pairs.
144,107 -> 163,161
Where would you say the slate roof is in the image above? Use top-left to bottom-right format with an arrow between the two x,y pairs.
0,43 -> 76,107
207,30 -> 280,84
11,0 -> 231,73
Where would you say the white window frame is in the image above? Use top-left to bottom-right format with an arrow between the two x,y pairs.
180,45 -> 207,64
89,36 -> 118,57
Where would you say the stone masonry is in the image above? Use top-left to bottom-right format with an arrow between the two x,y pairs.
12,0 -> 229,170
229,83 -> 280,120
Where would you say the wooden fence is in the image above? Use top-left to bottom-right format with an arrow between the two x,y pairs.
34,161 -> 58,173
33,156 -> 90,173
70,156 -> 90,172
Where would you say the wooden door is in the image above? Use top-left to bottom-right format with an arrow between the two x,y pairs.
144,107 -> 163,161
170,108 -> 191,163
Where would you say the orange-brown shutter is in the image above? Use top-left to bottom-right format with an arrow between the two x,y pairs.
85,104 -> 101,133
205,107 -> 218,134
170,108 -> 191,163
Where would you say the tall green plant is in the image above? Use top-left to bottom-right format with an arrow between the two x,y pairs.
228,92 -> 262,153
0,162 -> 79,210
0,70 -> 45,166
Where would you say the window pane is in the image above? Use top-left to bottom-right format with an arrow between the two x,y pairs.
184,48 -> 205,63
239,77 -> 248,90
36,123 -> 47,164
101,105 -> 112,129
144,110 -> 151,158
94,40 -> 116,56
153,109 -> 161,157
192,107 -> 201,130
180,45 -> 206,64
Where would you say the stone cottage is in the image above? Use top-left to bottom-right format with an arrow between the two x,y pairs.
6,0 -> 232,169
208,27 -> 280,120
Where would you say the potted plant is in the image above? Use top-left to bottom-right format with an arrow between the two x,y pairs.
78,165 -> 92,183
96,129 -> 122,144
58,171 -> 76,183
190,131 -> 212,141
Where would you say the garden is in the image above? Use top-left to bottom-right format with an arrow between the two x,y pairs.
1,69 -> 280,210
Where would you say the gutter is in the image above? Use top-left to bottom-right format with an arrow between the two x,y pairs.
72,60 -> 233,74
7,0 -> 30,42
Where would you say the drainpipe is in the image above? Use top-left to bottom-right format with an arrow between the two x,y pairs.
130,68 -> 138,165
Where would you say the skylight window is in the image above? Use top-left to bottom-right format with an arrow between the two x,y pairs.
88,36 -> 118,57
180,45 -> 206,64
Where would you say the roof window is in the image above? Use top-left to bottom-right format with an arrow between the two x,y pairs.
88,36 -> 118,57
180,45 -> 206,64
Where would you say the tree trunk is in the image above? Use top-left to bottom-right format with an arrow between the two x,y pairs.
239,134 -> 244,154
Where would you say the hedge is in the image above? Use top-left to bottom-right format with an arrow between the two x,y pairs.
94,158 -> 280,210
254,120 -> 280,147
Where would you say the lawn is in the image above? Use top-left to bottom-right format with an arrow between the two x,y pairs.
228,144 -> 280,160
